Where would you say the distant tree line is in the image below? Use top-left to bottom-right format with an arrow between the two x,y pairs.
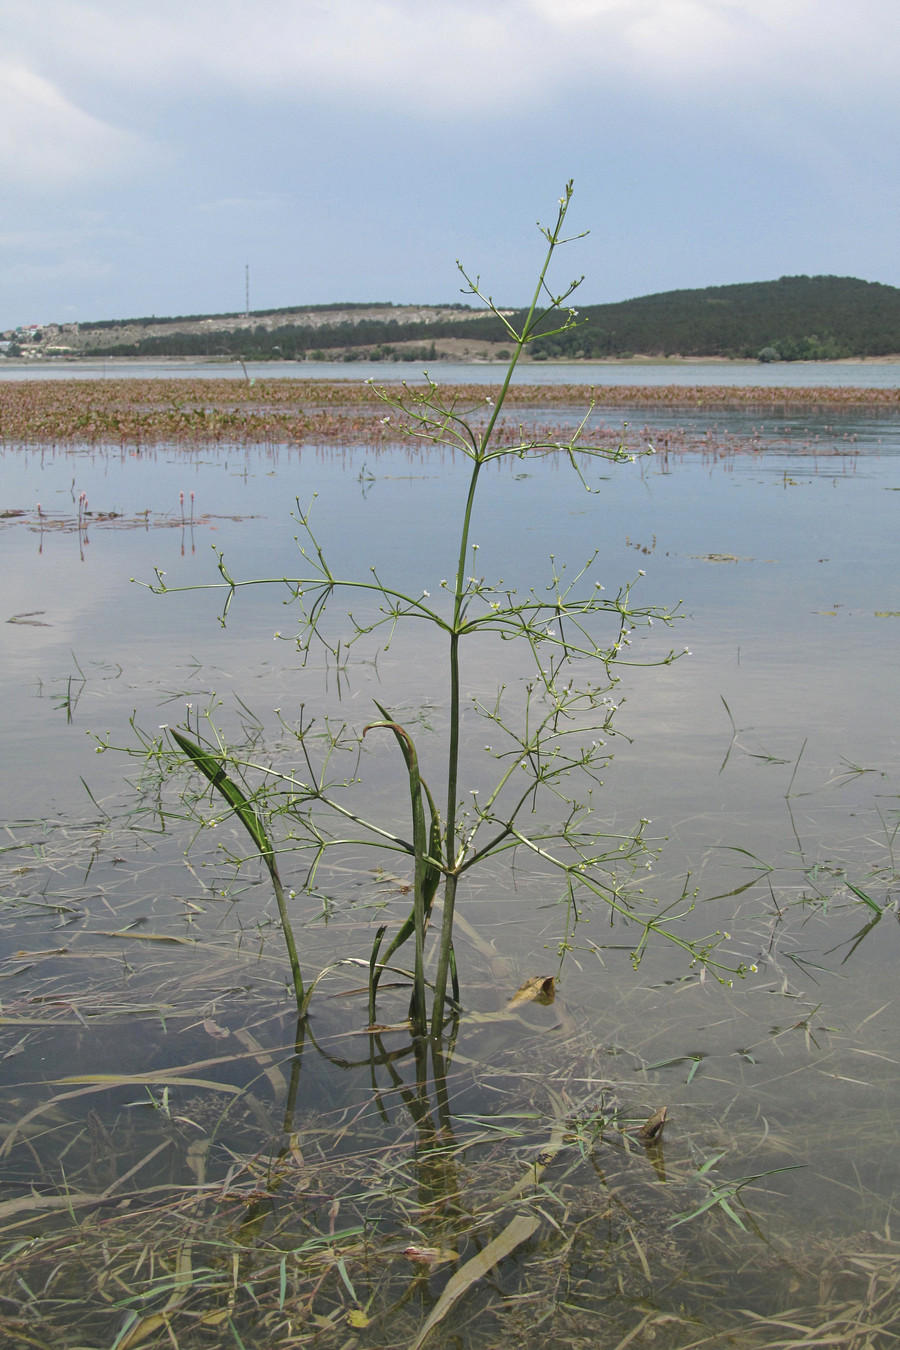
527,275 -> 900,361
73,276 -> 900,361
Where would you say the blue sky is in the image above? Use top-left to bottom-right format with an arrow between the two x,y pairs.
2,0 -> 898,327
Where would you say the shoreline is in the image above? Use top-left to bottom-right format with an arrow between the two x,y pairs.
5,353 -> 900,369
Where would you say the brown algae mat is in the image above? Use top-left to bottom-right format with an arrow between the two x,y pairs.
1,377 -> 899,449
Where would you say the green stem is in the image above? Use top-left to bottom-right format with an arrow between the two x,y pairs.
431,193 -> 578,1037
431,626 -> 463,1035
268,856 -> 305,1014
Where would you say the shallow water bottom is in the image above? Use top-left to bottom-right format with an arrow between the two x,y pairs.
1,802 -> 898,1347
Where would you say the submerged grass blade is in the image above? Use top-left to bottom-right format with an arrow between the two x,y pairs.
669,1163 -> 805,1230
410,1212 -> 540,1350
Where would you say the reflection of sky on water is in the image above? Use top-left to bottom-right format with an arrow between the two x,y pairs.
6,359 -> 900,389
2,425 -> 897,911
2,421 -> 899,1250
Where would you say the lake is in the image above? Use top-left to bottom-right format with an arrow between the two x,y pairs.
1,386 -> 899,1348
5,355 -> 900,387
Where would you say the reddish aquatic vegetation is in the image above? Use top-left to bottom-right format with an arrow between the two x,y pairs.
0,377 -> 895,450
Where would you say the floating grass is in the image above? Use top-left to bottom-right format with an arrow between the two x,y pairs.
3,783 -> 896,1338
1,374 -> 899,452
1,985 -> 898,1350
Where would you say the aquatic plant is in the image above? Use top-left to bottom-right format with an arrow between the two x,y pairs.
122,183 -> 754,1038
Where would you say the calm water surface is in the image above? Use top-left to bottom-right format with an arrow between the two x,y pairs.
5,356 -> 900,387
1,409 -> 898,1347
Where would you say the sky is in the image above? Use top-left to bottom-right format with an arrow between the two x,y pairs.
1,0 -> 898,328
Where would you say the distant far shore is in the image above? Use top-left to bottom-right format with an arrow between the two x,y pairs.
5,352 -> 900,367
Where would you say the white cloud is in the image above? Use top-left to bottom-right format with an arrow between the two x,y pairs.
3,0 -> 898,114
2,2 -> 514,111
0,60 -> 141,190
522,0 -> 900,99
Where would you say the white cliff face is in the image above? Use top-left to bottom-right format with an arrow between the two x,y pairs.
41,303 -> 508,355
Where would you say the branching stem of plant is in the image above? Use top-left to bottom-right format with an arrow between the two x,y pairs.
125,181 -> 751,1038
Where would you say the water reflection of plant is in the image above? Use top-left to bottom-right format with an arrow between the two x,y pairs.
126,184 -> 747,1037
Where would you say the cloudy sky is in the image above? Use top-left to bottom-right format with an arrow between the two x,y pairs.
1,0 -> 897,327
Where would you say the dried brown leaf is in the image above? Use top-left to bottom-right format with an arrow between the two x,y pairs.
506,975 -> 556,1010
638,1106 -> 668,1143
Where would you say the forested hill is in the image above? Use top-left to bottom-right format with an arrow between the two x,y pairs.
15,275 -> 900,362
535,275 -> 900,361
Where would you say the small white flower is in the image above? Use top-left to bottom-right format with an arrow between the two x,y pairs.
750,964 -> 758,973
638,569 -> 645,576
683,647 -> 692,655
440,579 -> 447,587
422,590 -> 430,597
